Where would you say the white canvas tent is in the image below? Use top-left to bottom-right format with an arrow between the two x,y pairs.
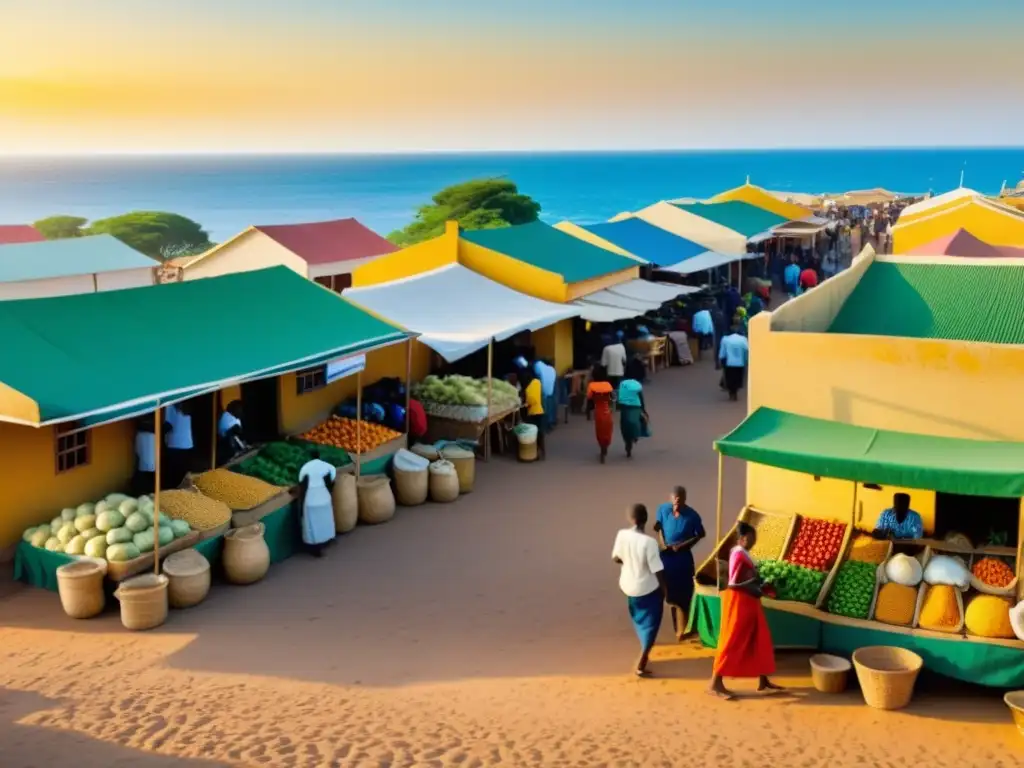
343,264 -> 580,362
571,278 -> 697,322
661,251 -> 760,275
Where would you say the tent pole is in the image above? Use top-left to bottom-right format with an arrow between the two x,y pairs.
211,394 -> 218,469
715,451 -> 724,591
484,339 -> 493,462
153,403 -> 162,576
851,481 -> 860,530
355,372 -> 362,479
404,338 -> 413,435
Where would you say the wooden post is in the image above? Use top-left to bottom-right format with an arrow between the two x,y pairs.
404,338 -> 413,435
484,339 -> 493,462
153,404 -> 162,575
715,451 -> 724,590
355,371 -> 362,479
851,481 -> 860,529
211,394 -> 218,469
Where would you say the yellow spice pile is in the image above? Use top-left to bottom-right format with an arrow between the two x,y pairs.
193,469 -> 282,510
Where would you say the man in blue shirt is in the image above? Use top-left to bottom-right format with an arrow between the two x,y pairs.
718,324 -> 749,401
533,358 -> 558,431
783,256 -> 801,299
873,493 -> 924,540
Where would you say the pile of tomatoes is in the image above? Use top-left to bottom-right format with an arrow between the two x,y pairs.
785,518 -> 847,572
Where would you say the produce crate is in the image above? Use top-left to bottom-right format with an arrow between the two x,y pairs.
351,432 -> 406,465
869,543 -> 926,623
813,522 -> 854,608
912,546 -> 969,634
823,540 -> 892,619
743,507 -> 797,562
231,488 -> 296,529
105,530 -> 201,582
969,552 -> 1018,596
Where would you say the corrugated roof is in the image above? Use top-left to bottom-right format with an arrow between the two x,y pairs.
670,201 -> 789,237
460,221 -> 638,283
580,219 -> 706,265
254,218 -> 398,265
828,260 -> 1024,344
0,266 -> 409,426
0,225 -> 45,245
0,234 -> 155,283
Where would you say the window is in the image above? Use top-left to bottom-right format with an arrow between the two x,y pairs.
55,423 -> 90,472
295,365 -> 327,395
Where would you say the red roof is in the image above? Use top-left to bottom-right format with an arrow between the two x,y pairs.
0,225 -> 45,245
908,228 -> 1024,258
254,218 -> 398,265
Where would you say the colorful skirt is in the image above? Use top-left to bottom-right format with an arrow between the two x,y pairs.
627,588 -> 664,651
620,405 -> 643,443
712,588 -> 776,678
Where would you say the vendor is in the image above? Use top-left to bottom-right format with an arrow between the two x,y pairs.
533,357 -> 558,431
217,400 -> 250,465
132,413 -> 158,497
873,493 -> 924,540
163,400 -> 194,487
297,450 -> 337,557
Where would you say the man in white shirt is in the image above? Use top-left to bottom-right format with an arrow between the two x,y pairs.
691,304 -> 715,358
718,324 -> 750,402
297,451 -> 338,557
163,401 -> 195,486
612,503 -> 666,677
132,413 -> 158,497
600,336 -> 627,391
217,400 -> 250,464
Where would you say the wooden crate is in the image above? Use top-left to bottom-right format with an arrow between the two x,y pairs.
231,488 -> 296,528
742,506 -> 797,562
912,546 -> 969,634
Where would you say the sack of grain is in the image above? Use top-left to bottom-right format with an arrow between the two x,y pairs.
332,473 -> 358,533
357,475 -> 395,525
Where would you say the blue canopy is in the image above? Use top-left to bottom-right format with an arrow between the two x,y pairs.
582,219 -> 706,266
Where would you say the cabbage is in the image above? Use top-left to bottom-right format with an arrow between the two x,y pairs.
133,529 -> 155,553
94,500 -> 111,516
60,507 -> 77,523
50,516 -> 64,533
885,553 -> 923,587
106,526 -> 134,545
106,542 -> 140,562
65,535 -> 87,556
56,524 -> 77,547
105,493 -> 131,507
157,526 -> 174,546
30,529 -> 51,548
22,525 -> 39,543
44,537 -> 63,553
96,509 -> 126,533
84,537 -> 108,559
119,499 -> 139,517
125,512 -> 149,533
74,514 -> 97,533
80,527 -> 103,541
169,519 -> 191,538
924,554 -> 971,589
76,503 -> 95,517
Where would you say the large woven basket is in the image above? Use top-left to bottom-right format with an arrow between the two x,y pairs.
518,441 -> 538,463
114,573 -> 169,631
162,549 -> 211,609
809,653 -> 851,694
440,447 -> 476,494
56,559 -> 106,619
223,522 -> 270,585
852,646 -> 923,710
428,461 -> 460,503
1004,691 -> 1024,738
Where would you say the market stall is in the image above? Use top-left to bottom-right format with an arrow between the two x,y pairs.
692,407 -> 1024,687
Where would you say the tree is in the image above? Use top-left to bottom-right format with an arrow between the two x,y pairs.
33,215 -> 87,240
388,178 -> 541,247
87,211 -> 211,259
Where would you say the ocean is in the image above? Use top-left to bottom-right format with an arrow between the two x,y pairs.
1,149 -> 1022,243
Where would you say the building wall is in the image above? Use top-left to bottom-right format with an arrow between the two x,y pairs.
0,274 -> 95,301
95,267 -> 156,292
183,230 -> 310,281
456,240 -> 567,303
533,319 -> 574,374
743,312 -> 1024,532
566,266 -> 641,301
0,420 -> 134,552
350,228 -> 458,287
892,201 -> 1024,252
277,340 -> 432,435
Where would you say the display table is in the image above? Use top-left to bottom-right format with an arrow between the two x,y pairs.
689,586 -> 1024,688
424,403 -> 520,460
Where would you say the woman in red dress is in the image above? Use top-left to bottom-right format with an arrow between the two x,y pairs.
586,364 -> 614,463
709,521 -> 782,700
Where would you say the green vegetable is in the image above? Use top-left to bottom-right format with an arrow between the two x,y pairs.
157,526 -> 174,546
30,529 -> 50,548
106,526 -> 134,545
44,537 -> 63,553
169,519 -> 191,538
96,509 -> 126,532
74,514 -> 97,533
56,523 -> 77,547
22,525 -> 40,543
84,537 -> 108,559
757,559 -> 827,603
105,493 -> 130,507
80,527 -> 103,541
826,560 -> 877,619
76,503 -> 95,517
65,535 -> 87,555
125,512 -> 149,533
50,516 -> 64,533
119,499 -> 140,517
133,529 -> 155,553
60,507 -> 77,523
106,542 -> 140,562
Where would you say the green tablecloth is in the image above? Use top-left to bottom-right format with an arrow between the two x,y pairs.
13,501 -> 301,593
690,590 -> 1024,688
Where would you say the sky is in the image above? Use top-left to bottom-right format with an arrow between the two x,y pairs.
0,0 -> 1022,154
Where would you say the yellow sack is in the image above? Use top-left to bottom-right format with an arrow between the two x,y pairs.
964,594 -> 1015,639
918,584 -> 961,632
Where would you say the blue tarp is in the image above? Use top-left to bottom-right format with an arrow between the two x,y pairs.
582,219 -> 706,266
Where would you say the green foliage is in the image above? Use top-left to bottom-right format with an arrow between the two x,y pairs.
388,178 -> 541,247
33,215 -> 88,240
87,211 -> 211,259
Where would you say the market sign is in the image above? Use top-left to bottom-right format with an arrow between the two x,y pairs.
325,354 -> 366,384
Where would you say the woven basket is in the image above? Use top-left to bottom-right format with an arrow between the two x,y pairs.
1004,691 -> 1024,737
223,522 -> 270,585
357,475 -> 396,524
410,443 -> 441,461
852,646 -> 923,710
332,473 -> 358,533
114,573 -> 169,631
518,441 -> 538,463
56,559 -> 106,619
441,447 -> 476,494
162,549 -> 211,609
428,461 -> 460,503
809,653 -> 851,694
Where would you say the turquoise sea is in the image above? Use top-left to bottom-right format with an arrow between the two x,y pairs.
1,149 -> 1022,242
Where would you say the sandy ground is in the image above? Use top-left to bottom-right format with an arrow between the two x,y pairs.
1,357 -> 1021,767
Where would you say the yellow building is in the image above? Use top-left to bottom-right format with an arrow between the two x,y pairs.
893,193 -> 1024,253
743,248 -> 1024,536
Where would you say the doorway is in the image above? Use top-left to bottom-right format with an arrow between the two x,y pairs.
933,492 -> 1019,549
241,376 -> 281,443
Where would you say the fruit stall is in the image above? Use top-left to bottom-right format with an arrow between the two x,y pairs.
692,407 -> 1024,688
411,375 -> 522,459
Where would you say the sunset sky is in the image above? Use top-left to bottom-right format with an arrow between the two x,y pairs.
1,0 -> 1021,154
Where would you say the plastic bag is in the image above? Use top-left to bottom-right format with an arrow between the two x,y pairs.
392,448 -> 430,472
923,554 -> 971,589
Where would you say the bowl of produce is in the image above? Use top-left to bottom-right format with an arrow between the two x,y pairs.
757,559 -> 826,604
809,653 -> 851,694
826,560 -> 877,619
852,646 -> 923,710
785,518 -> 847,572
970,556 -> 1018,596
1004,691 -> 1024,737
